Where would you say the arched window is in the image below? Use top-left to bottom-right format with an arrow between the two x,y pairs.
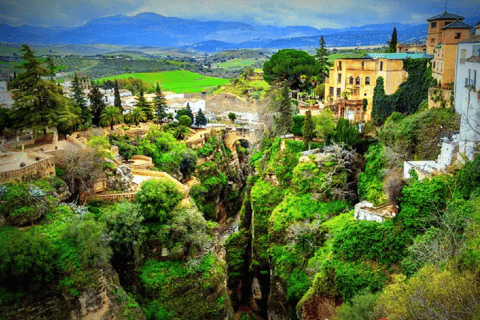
349,76 -> 354,85
365,77 -> 371,85
356,77 -> 361,85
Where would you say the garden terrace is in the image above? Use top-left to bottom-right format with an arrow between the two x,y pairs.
0,151 -> 55,183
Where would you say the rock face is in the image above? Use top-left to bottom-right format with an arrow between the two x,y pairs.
0,266 -> 145,320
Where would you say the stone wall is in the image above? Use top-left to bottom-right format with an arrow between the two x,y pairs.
0,153 -> 55,184
428,87 -> 453,109
81,192 -> 136,204
206,93 -> 266,115
131,169 -> 187,193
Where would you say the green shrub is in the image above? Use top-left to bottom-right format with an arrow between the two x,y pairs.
178,115 -> 192,127
357,143 -> 387,205
136,179 -> 183,222
455,155 -> 480,199
333,291 -> 381,320
291,115 -> 305,136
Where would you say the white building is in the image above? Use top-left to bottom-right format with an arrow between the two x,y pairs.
0,81 -> 14,108
455,22 -> 480,160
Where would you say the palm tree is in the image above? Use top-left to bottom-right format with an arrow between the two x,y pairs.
100,105 -> 123,130
126,107 -> 146,126
173,125 -> 190,140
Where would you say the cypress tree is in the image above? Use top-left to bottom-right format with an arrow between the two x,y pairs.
195,109 -> 207,126
114,80 -> 123,112
89,84 -> 106,127
153,82 -> 168,122
135,88 -> 153,120
185,102 -> 194,122
72,72 -> 91,126
302,110 -> 315,150
316,36 -> 329,83
388,27 -> 398,53
272,82 -> 294,136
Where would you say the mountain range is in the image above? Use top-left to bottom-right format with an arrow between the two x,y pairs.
1,12 -> 479,52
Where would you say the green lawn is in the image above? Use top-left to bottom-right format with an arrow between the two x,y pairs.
97,70 -> 230,93
216,58 -> 259,70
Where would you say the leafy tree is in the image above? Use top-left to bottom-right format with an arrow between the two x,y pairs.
9,45 -> 76,138
228,112 -> 237,123
62,146 -> 104,194
136,179 -> 183,223
387,27 -> 398,53
0,108 -> 10,132
126,107 -> 147,126
175,108 -> 189,120
291,115 -> 305,136
302,111 -> 315,149
195,109 -> 207,126
173,125 -> 191,140
333,118 -> 358,147
88,84 -> 106,127
271,82 -> 294,136
313,107 -> 336,140
263,49 -> 320,89
179,149 -> 197,179
0,228 -> 59,293
135,87 -> 153,120
314,83 -> 325,100
100,105 -> 123,130
316,36 -> 329,82
153,82 -> 167,122
72,72 -> 91,126
178,115 -> 192,127
114,79 -> 123,112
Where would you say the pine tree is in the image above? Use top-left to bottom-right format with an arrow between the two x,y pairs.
153,82 -> 167,122
89,84 -> 106,127
9,45 -> 78,138
185,102 -> 194,122
195,109 -> 207,126
114,80 -> 123,112
316,36 -> 329,83
302,110 -> 315,150
72,72 -> 91,126
271,82 -> 294,136
135,88 -> 153,120
388,27 -> 398,53
46,57 -> 56,81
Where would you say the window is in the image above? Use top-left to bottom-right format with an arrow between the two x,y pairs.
338,74 -> 342,83
349,76 -> 354,85
338,61 -> 342,69
433,61 -> 436,69
431,38 -> 435,43
365,77 -> 370,85
380,62 -> 384,71
455,33 -> 461,39
431,22 -> 437,28
364,93 -> 367,96
336,88 -> 341,97
329,87 -> 334,96
361,61 -> 365,69
356,77 -> 361,85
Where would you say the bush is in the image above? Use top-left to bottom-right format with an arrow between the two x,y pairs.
455,154 -> 480,199
291,115 -> 305,136
333,291 -> 381,320
357,144 -> 387,205
178,115 -> 192,127
136,179 -> 183,223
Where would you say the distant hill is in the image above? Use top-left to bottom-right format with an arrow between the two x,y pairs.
3,12 -> 478,52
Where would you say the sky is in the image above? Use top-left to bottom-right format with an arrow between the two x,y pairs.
1,0 -> 479,29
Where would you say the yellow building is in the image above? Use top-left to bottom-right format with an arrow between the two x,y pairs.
427,12 -> 466,54
325,53 -> 432,121
431,20 -> 473,85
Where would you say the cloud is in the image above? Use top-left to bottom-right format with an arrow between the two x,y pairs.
1,0 -> 479,28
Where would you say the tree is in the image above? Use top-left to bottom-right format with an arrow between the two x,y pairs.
62,146 -> 104,194
387,27 -> 398,53
153,82 -> 167,122
136,179 -> 183,223
9,45 -> 76,138
173,125 -> 191,140
195,109 -> 207,126
302,111 -> 315,150
185,102 -> 194,122
175,108 -> 189,120
46,56 -> 56,81
127,107 -> 146,126
270,82 -> 294,136
314,83 -> 325,100
72,72 -> 91,126
316,36 -> 329,83
228,112 -> 237,123
114,80 -> 123,112
100,105 -> 123,130
178,115 -> 192,127
263,49 -> 321,89
88,84 -> 106,127
135,88 -> 153,120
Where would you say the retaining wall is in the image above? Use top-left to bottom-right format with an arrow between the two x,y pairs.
0,153 -> 55,184
428,88 -> 453,109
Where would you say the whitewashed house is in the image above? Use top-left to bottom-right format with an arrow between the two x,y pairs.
455,22 -> 480,160
0,81 -> 14,108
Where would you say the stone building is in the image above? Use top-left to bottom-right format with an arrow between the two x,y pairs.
397,42 -> 427,53
430,17 -> 472,85
325,53 -> 432,121
427,12 -> 468,54
454,22 -> 480,160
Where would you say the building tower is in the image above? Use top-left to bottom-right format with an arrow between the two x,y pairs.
427,12 -> 466,54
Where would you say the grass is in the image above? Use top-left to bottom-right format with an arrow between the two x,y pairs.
97,70 -> 230,93
216,58 -> 259,70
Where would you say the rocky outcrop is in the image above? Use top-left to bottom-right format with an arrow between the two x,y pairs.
107,165 -> 134,191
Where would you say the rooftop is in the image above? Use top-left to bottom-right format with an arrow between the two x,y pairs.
466,56 -> 480,63
427,11 -> 465,21
363,53 -> 434,60
442,20 -> 473,30
459,34 -> 480,44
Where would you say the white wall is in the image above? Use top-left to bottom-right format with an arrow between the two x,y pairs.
455,42 -> 480,160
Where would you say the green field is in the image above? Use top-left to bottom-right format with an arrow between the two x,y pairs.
97,70 -> 230,93
216,58 -> 260,70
